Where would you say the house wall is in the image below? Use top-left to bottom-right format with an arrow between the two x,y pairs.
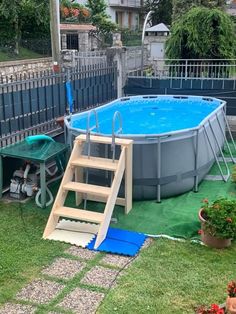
74,0 -> 141,29
61,31 -> 98,52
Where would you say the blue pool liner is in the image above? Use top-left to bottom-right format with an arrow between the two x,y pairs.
86,227 -> 147,256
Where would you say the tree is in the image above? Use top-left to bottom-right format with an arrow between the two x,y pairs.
143,0 -> 172,26
0,0 -> 50,54
166,7 -> 236,60
86,0 -> 117,33
172,0 -> 226,21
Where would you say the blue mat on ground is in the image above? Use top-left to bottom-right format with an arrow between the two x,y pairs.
86,227 -> 147,256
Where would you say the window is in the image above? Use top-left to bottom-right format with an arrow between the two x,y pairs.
66,33 -> 79,50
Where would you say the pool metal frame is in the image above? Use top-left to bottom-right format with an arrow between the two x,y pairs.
64,95 -> 236,202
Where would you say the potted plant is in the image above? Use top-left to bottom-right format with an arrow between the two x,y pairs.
198,198 -> 236,248
196,303 -> 225,314
226,280 -> 236,314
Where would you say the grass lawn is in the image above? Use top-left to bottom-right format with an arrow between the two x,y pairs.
0,47 -> 44,62
99,239 -> 236,313
0,200 -> 68,305
1,190 -> 236,313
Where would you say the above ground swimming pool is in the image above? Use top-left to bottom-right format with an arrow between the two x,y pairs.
65,95 -> 226,200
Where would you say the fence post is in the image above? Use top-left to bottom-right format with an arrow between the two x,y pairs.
185,60 -> 188,79
106,34 -> 126,98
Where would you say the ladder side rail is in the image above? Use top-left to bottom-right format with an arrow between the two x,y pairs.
216,113 -> 236,164
203,124 -> 226,182
112,111 -> 123,162
84,109 -> 100,209
208,120 -> 230,179
43,140 -> 83,238
223,110 -> 236,153
94,147 -> 126,249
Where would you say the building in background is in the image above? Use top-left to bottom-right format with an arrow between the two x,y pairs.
226,0 -> 236,16
60,24 -> 98,51
76,0 -> 142,30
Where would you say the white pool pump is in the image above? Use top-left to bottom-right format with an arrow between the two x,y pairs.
10,164 -> 37,199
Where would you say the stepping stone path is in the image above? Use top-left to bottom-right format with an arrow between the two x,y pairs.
42,257 -> 86,280
0,303 -> 36,314
16,279 -> 64,304
81,265 -> 119,289
59,287 -> 104,314
0,240 -> 152,314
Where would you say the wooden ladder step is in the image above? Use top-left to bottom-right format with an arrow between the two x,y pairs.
63,182 -> 111,197
77,134 -> 133,146
55,206 -> 104,223
71,156 -> 118,171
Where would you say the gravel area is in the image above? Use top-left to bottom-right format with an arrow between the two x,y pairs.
65,246 -> 98,260
16,279 -> 65,304
100,254 -> 134,268
59,287 -> 104,314
81,266 -> 119,289
141,237 -> 153,250
0,303 -> 36,314
42,257 -> 86,280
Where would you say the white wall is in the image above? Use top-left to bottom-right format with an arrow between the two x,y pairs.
74,1 -> 139,29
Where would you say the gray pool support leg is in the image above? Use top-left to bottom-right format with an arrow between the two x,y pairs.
156,137 -> 161,203
194,130 -> 199,192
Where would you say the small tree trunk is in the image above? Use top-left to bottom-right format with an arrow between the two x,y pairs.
13,16 -> 19,55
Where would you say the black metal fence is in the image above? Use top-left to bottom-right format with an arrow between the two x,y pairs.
0,62 -> 117,146
125,77 -> 236,115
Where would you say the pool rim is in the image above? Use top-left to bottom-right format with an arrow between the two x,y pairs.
64,95 -> 226,140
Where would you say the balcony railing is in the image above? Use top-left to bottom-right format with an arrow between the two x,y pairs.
108,0 -> 141,8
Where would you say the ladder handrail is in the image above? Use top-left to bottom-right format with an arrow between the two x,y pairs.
84,109 -> 100,209
86,109 -> 100,158
112,111 -> 123,161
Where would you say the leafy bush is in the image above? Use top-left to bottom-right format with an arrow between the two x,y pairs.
200,198 -> 236,239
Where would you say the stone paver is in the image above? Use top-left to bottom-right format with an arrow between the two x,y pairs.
101,254 -> 133,268
0,303 -> 36,314
81,266 -> 119,289
42,257 -> 86,280
65,246 -> 98,260
59,287 -> 104,314
16,279 -> 65,304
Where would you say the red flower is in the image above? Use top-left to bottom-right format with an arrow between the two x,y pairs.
198,229 -> 203,235
209,304 -> 224,314
72,8 -> 80,17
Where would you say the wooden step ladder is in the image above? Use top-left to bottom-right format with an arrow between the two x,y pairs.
43,134 -> 133,249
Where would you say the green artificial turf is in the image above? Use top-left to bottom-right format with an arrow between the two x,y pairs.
70,162 -> 236,239
98,239 -> 236,314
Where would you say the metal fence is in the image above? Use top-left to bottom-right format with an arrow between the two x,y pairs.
129,59 -> 236,79
74,50 -> 107,67
0,62 -> 117,147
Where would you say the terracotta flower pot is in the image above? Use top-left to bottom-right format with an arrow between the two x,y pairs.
226,296 -> 236,314
56,116 -> 65,128
198,209 -> 232,249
